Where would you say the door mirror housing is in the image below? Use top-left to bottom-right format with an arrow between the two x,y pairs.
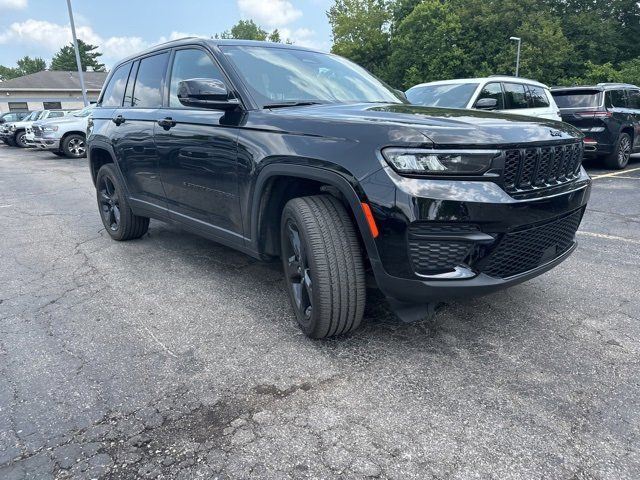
177,78 -> 240,111
475,97 -> 498,110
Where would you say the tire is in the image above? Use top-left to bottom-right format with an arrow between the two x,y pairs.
280,195 -> 366,339
603,132 -> 631,169
14,130 -> 27,148
96,163 -> 149,241
62,134 -> 86,158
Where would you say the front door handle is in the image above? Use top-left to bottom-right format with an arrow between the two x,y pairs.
112,114 -> 125,126
157,117 -> 177,130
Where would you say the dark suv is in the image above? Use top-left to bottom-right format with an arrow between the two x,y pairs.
88,38 -> 591,338
552,83 -> 640,169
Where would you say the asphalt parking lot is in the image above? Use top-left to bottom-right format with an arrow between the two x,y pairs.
0,145 -> 639,480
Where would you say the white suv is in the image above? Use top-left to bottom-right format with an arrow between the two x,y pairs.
406,76 -> 562,121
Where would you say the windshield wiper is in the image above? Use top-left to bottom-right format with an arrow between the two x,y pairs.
263,101 -> 326,109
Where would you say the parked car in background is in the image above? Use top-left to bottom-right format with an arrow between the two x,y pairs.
88,38 -> 590,338
32,105 -> 94,158
0,111 -> 30,124
1,110 -> 68,147
406,76 -> 562,121
551,83 -> 640,169
24,110 -> 69,147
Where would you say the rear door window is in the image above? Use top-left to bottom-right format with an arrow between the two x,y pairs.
100,62 -> 132,107
132,52 -> 169,108
626,89 -> 640,109
474,82 -> 504,109
608,89 -> 628,108
527,85 -> 550,108
503,83 -> 529,109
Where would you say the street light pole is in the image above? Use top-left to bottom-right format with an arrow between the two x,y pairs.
510,36 -> 521,77
66,0 -> 88,106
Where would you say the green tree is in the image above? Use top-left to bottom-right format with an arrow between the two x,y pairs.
50,39 -> 105,72
389,0 -> 466,88
328,0 -> 391,79
0,55 -> 47,81
221,19 -> 268,40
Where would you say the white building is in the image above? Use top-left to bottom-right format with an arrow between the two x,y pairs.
0,70 -> 107,113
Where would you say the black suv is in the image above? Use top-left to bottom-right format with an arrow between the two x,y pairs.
552,83 -> 640,169
88,39 -> 591,338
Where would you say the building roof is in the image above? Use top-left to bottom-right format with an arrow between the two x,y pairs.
0,70 -> 108,91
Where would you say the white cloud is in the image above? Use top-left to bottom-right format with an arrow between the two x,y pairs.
0,19 -> 207,68
237,0 -> 302,26
279,27 -> 329,51
0,0 -> 28,10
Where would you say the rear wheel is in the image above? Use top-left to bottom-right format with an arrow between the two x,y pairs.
14,130 -> 27,148
603,132 -> 631,169
96,164 -> 149,241
280,195 -> 366,339
62,134 -> 86,158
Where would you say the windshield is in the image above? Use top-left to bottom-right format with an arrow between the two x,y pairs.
23,111 -> 40,121
220,45 -> 403,107
72,106 -> 94,117
406,83 -> 479,108
552,90 -> 602,108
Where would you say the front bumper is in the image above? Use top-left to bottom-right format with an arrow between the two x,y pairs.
33,137 -> 61,150
362,167 -> 591,304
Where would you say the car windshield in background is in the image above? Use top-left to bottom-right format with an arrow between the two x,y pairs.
221,46 -> 403,107
23,111 -> 39,121
72,106 -> 94,117
406,83 -> 479,108
552,90 -> 601,108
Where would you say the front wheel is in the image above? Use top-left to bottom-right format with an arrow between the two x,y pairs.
62,134 -> 86,158
14,131 -> 27,148
280,195 -> 366,339
603,132 -> 631,169
96,164 -> 149,241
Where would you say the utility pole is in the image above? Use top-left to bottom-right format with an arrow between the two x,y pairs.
66,0 -> 88,106
510,36 -> 521,77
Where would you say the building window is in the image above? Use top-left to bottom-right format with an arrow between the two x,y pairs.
43,101 -> 62,110
8,102 -> 28,111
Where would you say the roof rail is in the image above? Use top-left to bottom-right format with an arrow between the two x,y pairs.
597,82 -> 638,88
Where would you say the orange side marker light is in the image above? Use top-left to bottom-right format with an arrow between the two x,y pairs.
361,202 -> 379,238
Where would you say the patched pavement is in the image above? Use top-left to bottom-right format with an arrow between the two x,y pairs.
0,146 -> 639,479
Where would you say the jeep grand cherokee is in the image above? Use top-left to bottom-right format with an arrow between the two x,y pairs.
88,38 -> 591,338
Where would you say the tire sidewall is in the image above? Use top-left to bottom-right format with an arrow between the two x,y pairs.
96,164 -> 125,239
280,204 -> 322,337
617,133 -> 631,169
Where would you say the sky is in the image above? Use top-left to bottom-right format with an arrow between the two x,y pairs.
0,0 -> 334,70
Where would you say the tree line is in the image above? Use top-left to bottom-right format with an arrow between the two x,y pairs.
0,39 -> 105,81
329,0 -> 640,89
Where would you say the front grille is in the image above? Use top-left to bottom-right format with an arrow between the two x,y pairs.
479,209 -> 583,278
408,224 -> 478,275
503,142 -> 583,193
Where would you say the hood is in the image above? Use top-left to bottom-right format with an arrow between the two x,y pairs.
34,115 -> 86,127
269,103 -> 582,146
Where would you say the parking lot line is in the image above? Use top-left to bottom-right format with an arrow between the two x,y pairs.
578,230 -> 640,245
590,166 -> 640,179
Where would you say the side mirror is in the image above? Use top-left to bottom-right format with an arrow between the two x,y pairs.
177,78 -> 240,111
475,97 -> 498,110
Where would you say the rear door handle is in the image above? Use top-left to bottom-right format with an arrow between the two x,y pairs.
112,115 -> 125,126
157,117 -> 177,130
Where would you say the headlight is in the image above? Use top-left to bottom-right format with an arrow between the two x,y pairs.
43,126 -> 59,132
382,148 -> 499,175
9,125 -> 16,131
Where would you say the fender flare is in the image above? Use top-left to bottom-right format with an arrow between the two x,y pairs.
87,140 -> 130,196
250,163 -> 381,264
